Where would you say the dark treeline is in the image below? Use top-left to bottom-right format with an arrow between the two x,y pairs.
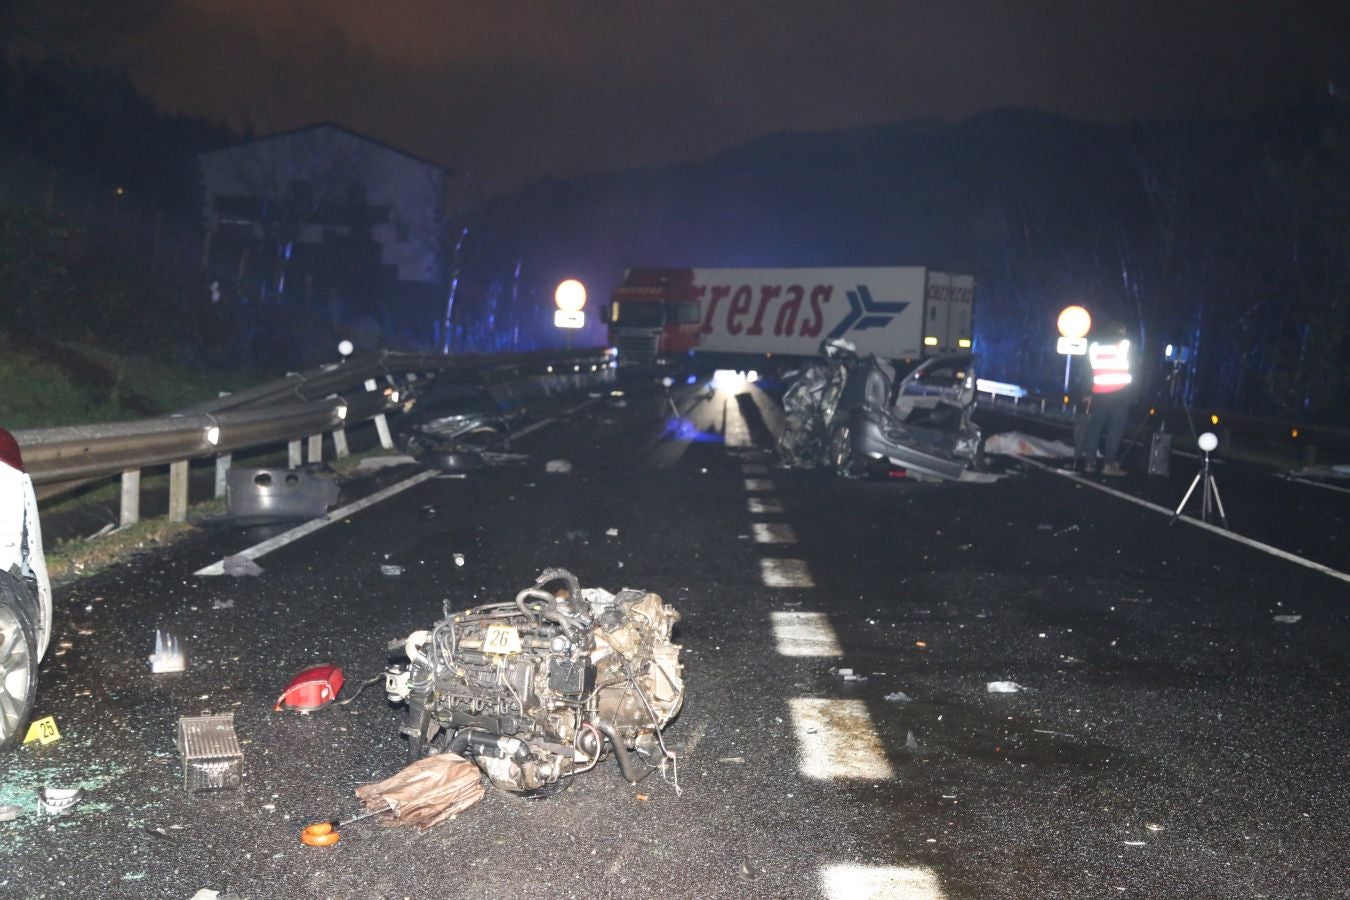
461,100 -> 1348,422
1,52 -> 1345,421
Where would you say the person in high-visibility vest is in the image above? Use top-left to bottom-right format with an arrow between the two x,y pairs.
1074,321 -> 1136,476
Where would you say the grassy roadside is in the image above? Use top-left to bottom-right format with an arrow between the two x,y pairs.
1,329 -> 256,427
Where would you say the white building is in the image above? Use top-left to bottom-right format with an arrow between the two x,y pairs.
198,122 -> 448,293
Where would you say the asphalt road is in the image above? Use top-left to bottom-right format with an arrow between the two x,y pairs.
2,374 -> 1346,899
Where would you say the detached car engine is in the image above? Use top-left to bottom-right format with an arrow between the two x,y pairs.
385,568 -> 683,795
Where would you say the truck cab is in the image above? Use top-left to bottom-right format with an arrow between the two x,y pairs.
605,269 -> 703,363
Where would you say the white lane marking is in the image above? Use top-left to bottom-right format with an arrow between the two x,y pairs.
195,470 -> 438,576
753,522 -> 797,544
1020,456 -> 1350,585
741,464 -> 769,475
820,864 -> 946,900
748,497 -> 784,515
760,558 -> 815,587
789,698 -> 894,780
771,611 -> 841,656
743,478 -> 775,492
723,395 -> 754,448
1276,473 -> 1350,495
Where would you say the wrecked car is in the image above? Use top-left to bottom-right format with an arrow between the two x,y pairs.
394,381 -> 523,470
0,428 -> 52,751
779,342 -> 982,481
385,568 -> 684,796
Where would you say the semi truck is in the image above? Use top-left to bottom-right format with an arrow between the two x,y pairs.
605,267 -> 974,366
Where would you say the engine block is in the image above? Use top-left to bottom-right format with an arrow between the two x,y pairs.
387,568 -> 683,794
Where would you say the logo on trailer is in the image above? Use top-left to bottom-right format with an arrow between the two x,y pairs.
827,285 -> 910,339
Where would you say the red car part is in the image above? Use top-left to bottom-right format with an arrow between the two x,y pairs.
274,664 -> 345,712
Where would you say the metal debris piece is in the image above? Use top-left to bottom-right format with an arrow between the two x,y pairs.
150,630 -> 186,673
225,467 -> 339,524
0,804 -> 23,822
177,714 -> 244,793
211,599 -> 236,610
885,691 -> 913,702
37,787 -> 84,816
544,459 -> 573,474
357,455 -> 419,470
1273,614 -> 1302,624
453,553 -> 465,567
1145,823 -> 1165,832
605,528 -> 619,537
380,565 -> 405,576
222,554 -> 264,577
986,681 -> 1023,693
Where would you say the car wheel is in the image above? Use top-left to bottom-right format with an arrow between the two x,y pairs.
0,582 -> 38,751
828,423 -> 859,477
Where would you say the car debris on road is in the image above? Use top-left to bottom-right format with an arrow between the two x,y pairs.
385,567 -> 684,796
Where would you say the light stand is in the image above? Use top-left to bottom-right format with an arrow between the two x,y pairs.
1171,432 -> 1227,528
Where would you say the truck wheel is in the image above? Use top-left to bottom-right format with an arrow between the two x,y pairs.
0,583 -> 38,751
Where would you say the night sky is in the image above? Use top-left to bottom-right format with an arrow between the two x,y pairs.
24,0 -> 1350,192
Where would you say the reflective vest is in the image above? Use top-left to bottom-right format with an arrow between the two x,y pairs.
1088,338 -> 1132,394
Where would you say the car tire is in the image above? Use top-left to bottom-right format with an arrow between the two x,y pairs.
0,580 -> 38,751
829,423 -> 859,478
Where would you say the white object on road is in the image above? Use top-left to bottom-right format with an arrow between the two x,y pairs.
986,681 -> 1023,693
545,459 -> 573,474
984,431 -> 1076,458
150,630 -> 186,673
1273,614 -> 1302,624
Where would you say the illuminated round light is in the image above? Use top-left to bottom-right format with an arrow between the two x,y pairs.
554,279 -> 587,312
338,340 -> 354,356
1149,408 -> 1157,416
662,376 -> 674,388
205,426 -> 221,446
1209,414 -> 1220,426
1291,428 -> 1299,439
1057,305 -> 1091,339
1198,432 -> 1218,452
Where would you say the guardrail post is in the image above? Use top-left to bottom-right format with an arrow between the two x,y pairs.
331,427 -> 349,459
120,469 -> 141,528
169,460 -> 189,523
288,440 -> 303,468
307,433 -> 322,463
215,454 -> 231,498
365,378 -> 394,450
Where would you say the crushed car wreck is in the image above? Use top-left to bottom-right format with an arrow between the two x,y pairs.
778,341 -> 982,481
395,381 -> 522,471
385,568 -> 684,796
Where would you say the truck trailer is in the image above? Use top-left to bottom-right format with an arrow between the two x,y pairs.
605,266 -> 974,366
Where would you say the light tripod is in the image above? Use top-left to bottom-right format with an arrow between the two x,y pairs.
1170,434 -> 1227,528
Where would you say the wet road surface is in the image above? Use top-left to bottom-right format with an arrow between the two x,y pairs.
2,375 -> 1347,899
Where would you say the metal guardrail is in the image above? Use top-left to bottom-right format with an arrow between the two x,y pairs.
15,347 -> 615,520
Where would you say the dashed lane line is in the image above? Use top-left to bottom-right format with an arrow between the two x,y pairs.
820,864 -> 946,900
743,478 -> 776,492
752,522 -> 797,544
748,497 -> 785,515
789,698 -> 895,780
760,558 -> 815,587
1019,456 -> 1350,585
771,611 -> 842,656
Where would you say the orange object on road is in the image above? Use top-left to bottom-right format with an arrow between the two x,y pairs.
301,821 -> 340,847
